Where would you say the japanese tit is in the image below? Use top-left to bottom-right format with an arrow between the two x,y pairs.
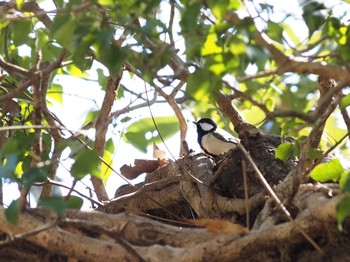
194,118 -> 238,157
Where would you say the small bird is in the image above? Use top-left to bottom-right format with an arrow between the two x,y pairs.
194,118 -> 238,157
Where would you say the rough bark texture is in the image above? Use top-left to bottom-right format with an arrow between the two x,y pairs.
1,127 -> 348,261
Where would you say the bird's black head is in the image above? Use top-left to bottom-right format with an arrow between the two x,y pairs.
194,118 -> 217,136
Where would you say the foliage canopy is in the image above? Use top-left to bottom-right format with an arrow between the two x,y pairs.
0,0 -> 350,260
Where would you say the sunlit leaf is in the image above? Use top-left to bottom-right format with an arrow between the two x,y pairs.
187,69 -> 221,102
47,84 -> 63,105
124,116 -> 179,153
265,98 -> 275,111
71,149 -> 100,179
323,116 -> 347,148
105,138 -> 115,154
309,159 -> 344,183
98,0 -> 115,7
340,94 -> 350,110
83,110 -> 100,126
66,64 -> 89,77
100,150 -> 113,184
241,106 -> 265,126
202,32 -> 222,56
16,0 -> 24,9
275,142 -> 294,162
281,22 -> 301,46
5,200 -> 20,225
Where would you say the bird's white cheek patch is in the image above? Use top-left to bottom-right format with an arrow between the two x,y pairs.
199,122 -> 214,131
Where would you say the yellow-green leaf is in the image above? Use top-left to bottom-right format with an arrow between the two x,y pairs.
100,151 -> 113,184
309,159 -> 344,183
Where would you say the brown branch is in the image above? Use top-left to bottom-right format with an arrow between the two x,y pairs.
19,51 -> 44,210
110,91 -> 157,119
153,83 -> 188,156
227,83 -> 316,123
255,32 -> 350,84
38,51 -> 67,197
236,70 -> 278,82
21,1 -> 53,28
217,92 -> 248,134
341,107 -> 350,140
124,60 -> 188,156
0,79 -> 31,102
296,78 -> 343,183
0,55 -> 30,78
93,73 -> 122,201
0,203 -> 336,261
0,207 -> 140,261
237,143 -> 323,253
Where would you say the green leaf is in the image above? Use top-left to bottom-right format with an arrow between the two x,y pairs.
47,84 -> 63,105
1,139 -> 20,156
124,116 -> 178,153
201,32 -> 222,56
324,116 -> 347,146
100,151 -> 113,184
187,69 -> 221,102
307,148 -> 323,160
22,167 -> 47,189
83,110 -> 100,126
267,21 -> 283,42
281,22 -> 301,46
66,195 -> 84,209
275,142 -> 294,162
16,0 -> 24,9
339,172 -> 350,192
302,2 -> 326,36
0,154 -> 19,180
97,68 -> 108,89
51,15 -> 76,50
265,98 -> 275,111
340,94 -> 350,110
5,200 -> 20,225
98,0 -> 115,7
120,116 -> 132,123
180,2 -> 201,34
11,20 -> 32,46
309,159 -> 344,183
38,196 -> 67,218
336,196 -> 350,231
105,138 -> 115,154
71,149 -> 100,179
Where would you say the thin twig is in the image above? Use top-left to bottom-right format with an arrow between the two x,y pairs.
0,222 -> 58,247
237,142 -> 323,254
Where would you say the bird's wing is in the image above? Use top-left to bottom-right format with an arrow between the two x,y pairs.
213,128 -> 238,144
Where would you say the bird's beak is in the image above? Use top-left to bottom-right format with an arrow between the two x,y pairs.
193,121 -> 197,125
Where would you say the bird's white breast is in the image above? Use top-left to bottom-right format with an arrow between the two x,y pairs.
201,133 -> 236,155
